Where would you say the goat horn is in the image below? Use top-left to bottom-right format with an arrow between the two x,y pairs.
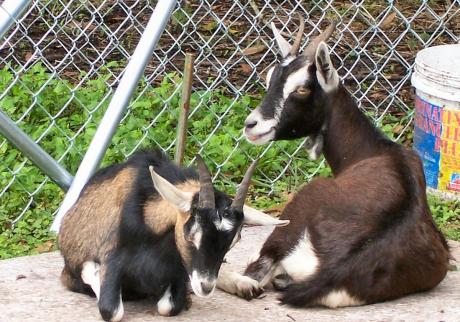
303,20 -> 337,59
196,155 -> 215,209
231,159 -> 259,210
290,13 -> 305,56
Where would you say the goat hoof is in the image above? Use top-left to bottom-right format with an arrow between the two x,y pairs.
235,276 -> 264,300
272,274 -> 293,291
99,297 -> 124,322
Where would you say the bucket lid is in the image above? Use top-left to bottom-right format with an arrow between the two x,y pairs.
411,44 -> 460,102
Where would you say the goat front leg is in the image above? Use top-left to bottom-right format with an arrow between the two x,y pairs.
97,261 -> 124,322
157,280 -> 188,317
217,265 -> 264,300
244,254 -> 279,289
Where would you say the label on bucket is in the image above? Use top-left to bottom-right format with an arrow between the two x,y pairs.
414,95 -> 460,195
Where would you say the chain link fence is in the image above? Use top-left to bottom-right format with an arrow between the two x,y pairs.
0,0 -> 459,239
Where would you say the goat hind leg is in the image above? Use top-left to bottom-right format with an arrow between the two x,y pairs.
61,264 -> 93,295
81,261 -> 101,299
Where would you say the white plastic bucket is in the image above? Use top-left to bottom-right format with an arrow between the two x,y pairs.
411,44 -> 460,198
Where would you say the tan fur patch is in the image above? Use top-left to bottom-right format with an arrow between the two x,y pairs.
60,266 -> 78,291
143,180 -> 200,235
175,212 -> 192,267
151,180 -> 200,268
59,167 -> 136,271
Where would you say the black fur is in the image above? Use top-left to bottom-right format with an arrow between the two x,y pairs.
60,150 -> 244,320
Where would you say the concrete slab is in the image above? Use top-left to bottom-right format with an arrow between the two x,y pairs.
1,226 -> 459,322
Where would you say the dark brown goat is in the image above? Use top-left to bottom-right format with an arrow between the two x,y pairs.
218,18 -> 450,307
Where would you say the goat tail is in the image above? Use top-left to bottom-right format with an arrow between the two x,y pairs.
279,270 -> 336,307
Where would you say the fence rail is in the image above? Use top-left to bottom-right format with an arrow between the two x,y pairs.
0,1 -> 459,236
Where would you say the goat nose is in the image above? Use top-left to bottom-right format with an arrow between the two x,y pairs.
245,119 -> 257,129
200,281 -> 214,294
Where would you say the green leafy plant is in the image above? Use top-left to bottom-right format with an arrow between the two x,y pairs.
0,62 -> 458,259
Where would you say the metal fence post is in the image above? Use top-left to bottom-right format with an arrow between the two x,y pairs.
0,0 -> 31,40
50,0 -> 178,232
1,1 -> 458,232
0,110 -> 73,190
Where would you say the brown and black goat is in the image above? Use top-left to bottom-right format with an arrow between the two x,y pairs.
59,150 -> 288,321
218,18 -> 451,307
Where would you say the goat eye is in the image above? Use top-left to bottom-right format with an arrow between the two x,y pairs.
295,86 -> 310,96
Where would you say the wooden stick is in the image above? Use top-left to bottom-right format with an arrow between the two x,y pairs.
175,53 -> 194,166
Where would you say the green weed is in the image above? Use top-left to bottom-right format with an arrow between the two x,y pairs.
0,62 -> 458,259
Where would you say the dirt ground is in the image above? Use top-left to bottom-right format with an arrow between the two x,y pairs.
1,226 -> 459,322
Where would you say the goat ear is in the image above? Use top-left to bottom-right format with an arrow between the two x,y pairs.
271,22 -> 291,58
149,166 -> 193,212
315,41 -> 339,93
243,205 -> 290,226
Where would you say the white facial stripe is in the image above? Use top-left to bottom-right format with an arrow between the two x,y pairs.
266,66 -> 275,87
283,65 -> 310,99
191,222 -> 202,249
281,56 -> 295,66
273,98 -> 285,121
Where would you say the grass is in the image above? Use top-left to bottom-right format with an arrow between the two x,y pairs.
0,62 -> 458,259
428,195 -> 460,241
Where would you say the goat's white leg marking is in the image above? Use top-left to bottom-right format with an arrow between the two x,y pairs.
317,289 -> 365,308
109,293 -> 124,322
217,266 -> 261,299
82,262 -> 124,321
81,261 -> 101,299
157,286 -> 173,316
280,231 -> 319,281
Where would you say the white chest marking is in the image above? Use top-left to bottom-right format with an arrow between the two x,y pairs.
317,289 -> 365,308
280,230 -> 319,281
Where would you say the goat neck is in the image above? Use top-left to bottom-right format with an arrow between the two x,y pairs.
321,85 -> 392,175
